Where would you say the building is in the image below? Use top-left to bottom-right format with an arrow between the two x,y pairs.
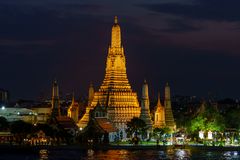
154,93 -> 165,128
0,107 -> 37,124
82,104 -> 118,143
164,83 -> 176,130
31,104 -> 51,124
139,80 -> 153,130
78,17 -> 141,137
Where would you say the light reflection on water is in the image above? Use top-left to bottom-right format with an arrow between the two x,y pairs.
79,149 -> 240,160
39,149 -> 48,160
1,148 -> 240,160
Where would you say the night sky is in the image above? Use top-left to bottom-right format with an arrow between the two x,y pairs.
1,0 -> 240,100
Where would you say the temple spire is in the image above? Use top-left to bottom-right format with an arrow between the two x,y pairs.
88,82 -> 94,106
164,83 -> 176,130
114,16 -> 118,24
78,17 -> 141,134
111,16 -> 121,48
51,80 -> 61,117
157,92 -> 161,106
71,92 -> 75,105
140,80 -> 153,130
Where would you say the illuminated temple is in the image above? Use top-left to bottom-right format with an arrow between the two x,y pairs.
78,17 -> 141,133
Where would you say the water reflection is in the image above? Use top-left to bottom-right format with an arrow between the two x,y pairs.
222,151 -> 240,160
82,149 -> 192,160
174,149 -> 191,159
39,149 -> 48,160
4,148 -> 240,160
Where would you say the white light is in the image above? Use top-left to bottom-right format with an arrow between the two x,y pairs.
208,131 -> 213,139
29,112 -> 32,115
199,131 -> 204,139
17,112 -> 20,115
79,127 -> 83,131
1,106 -> 5,110
175,150 -> 186,158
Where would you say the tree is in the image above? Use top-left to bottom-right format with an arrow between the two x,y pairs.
33,123 -> 55,137
126,117 -> 147,139
225,108 -> 240,129
188,115 -> 206,133
0,117 -> 9,131
153,127 -> 171,145
10,120 -> 33,145
186,103 -> 225,142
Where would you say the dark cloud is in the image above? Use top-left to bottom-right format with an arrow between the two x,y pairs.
160,19 -> 201,33
138,0 -> 240,21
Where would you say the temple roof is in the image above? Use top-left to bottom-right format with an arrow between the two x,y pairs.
56,116 -> 78,129
95,118 -> 117,133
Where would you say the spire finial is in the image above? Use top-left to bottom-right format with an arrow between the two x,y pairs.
114,16 -> 118,24
54,78 -> 57,84
90,81 -> 93,87
157,92 -> 161,106
144,79 -> 147,84
72,92 -> 75,104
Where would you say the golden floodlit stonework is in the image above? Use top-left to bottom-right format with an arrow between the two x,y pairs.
78,17 -> 141,130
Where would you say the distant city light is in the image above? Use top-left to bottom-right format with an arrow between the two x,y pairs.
1,106 -> 5,110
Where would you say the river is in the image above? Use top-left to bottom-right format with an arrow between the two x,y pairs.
0,147 -> 240,160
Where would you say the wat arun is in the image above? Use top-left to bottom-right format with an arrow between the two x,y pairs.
78,17 -> 141,132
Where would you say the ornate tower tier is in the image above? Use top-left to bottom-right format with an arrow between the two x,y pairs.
78,17 -> 140,129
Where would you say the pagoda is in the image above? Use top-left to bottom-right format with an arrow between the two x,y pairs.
78,17 -> 141,132
67,94 -> 79,123
164,83 -> 176,130
154,93 -> 165,128
51,80 -> 61,117
139,80 -> 153,130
